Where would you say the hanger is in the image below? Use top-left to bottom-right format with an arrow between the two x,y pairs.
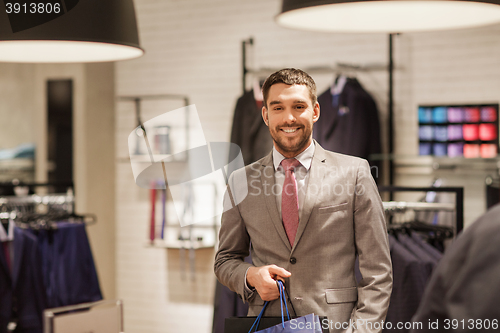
252,77 -> 264,102
400,220 -> 453,241
331,74 -> 348,96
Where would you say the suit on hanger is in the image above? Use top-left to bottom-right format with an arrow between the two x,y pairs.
230,90 -> 273,168
397,233 -> 437,278
0,227 -> 46,333
313,78 -> 381,181
34,222 -> 102,308
215,141 -> 392,333
384,235 -> 427,333
410,233 -> 442,262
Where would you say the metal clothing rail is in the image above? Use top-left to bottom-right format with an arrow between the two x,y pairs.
0,199 -> 96,229
0,193 -> 74,207
383,201 -> 455,212
0,181 -> 75,212
378,186 -> 464,234
0,181 -> 74,189
0,181 -> 97,229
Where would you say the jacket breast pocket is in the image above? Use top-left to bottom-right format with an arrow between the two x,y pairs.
325,287 -> 358,304
318,202 -> 348,215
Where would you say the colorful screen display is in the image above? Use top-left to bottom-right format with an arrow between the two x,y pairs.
418,104 -> 499,158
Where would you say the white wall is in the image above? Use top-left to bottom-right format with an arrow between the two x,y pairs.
0,64 -> 36,150
114,1 -> 500,332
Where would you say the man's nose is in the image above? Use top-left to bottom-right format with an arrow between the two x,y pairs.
283,109 -> 296,123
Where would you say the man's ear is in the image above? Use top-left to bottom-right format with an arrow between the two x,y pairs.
262,106 -> 269,126
312,102 -> 320,123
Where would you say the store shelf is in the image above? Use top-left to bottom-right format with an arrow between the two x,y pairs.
118,152 -> 188,163
0,158 -> 35,183
371,154 -> 500,175
145,238 -> 214,250
0,158 -> 34,170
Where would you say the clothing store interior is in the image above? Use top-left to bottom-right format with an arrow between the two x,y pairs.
1,0 -> 500,332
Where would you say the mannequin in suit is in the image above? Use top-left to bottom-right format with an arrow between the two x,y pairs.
215,68 -> 392,333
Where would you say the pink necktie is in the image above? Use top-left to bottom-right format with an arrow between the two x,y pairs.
281,158 -> 301,246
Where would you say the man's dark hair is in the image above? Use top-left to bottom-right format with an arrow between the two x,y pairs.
261,68 -> 317,107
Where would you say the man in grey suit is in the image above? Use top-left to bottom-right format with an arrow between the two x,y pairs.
215,68 -> 392,333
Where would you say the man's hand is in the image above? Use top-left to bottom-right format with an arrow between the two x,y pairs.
247,265 -> 291,301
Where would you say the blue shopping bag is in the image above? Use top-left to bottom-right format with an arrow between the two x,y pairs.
248,281 -> 322,333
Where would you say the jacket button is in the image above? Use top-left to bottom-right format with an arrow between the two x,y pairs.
290,257 -> 297,264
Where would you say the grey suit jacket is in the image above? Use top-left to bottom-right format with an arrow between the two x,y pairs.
214,142 -> 392,333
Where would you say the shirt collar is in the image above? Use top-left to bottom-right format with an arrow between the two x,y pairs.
0,220 -> 14,242
273,140 -> 315,171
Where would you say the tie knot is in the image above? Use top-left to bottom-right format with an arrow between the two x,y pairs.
281,158 -> 301,172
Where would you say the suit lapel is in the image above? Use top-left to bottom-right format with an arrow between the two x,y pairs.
293,141 -> 327,251
260,152 -> 292,251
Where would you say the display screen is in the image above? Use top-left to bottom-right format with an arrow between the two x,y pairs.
418,104 -> 499,158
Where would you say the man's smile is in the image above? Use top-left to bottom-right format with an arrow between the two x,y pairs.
280,126 -> 301,135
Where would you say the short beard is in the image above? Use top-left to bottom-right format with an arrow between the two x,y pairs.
270,125 -> 311,156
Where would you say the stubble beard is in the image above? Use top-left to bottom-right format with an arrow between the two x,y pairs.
270,124 -> 312,156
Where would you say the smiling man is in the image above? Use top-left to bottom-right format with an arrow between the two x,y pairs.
215,68 -> 392,333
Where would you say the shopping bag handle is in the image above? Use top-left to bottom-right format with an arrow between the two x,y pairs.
247,280 -> 291,333
280,281 -> 297,318
277,280 -> 290,327
248,301 -> 268,333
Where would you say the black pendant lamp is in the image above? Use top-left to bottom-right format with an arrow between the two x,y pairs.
277,0 -> 500,32
0,0 -> 143,62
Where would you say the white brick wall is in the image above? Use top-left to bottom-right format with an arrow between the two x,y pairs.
114,1 -> 500,332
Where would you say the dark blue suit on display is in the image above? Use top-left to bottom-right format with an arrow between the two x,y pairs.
313,78 -> 382,180
0,228 -> 47,333
385,235 -> 428,333
34,222 -> 102,308
398,233 -> 438,279
410,233 -> 443,262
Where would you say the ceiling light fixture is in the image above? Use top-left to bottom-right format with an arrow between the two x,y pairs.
277,0 -> 500,33
0,0 -> 144,63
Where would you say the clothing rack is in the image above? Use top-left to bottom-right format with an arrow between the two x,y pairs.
379,186 -> 464,234
241,37 -> 388,94
0,181 -> 96,229
0,181 -> 74,210
242,36 -> 399,198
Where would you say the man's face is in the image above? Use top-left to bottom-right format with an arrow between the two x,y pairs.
262,83 -> 320,158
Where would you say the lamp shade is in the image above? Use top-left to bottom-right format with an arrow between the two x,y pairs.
0,0 -> 144,62
277,0 -> 500,33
